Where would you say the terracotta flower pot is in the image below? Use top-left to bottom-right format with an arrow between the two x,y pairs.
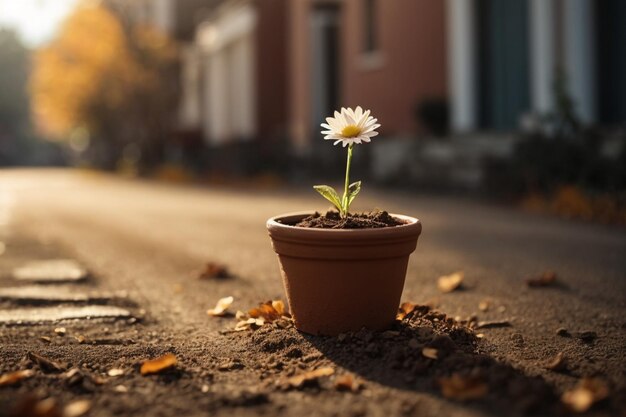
266,212 -> 422,335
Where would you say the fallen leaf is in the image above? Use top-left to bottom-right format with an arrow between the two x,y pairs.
525,271 -> 557,287
198,262 -> 230,279
232,300 -> 291,331
475,320 -> 511,329
207,296 -> 234,317
249,301 -> 282,321
396,302 -> 417,320
286,367 -> 334,389
439,373 -> 488,401
544,352 -> 567,372
140,353 -> 177,375
422,347 -> 439,360
107,368 -> 125,377
0,369 -> 35,386
561,378 -> 609,413
63,400 -> 91,417
40,336 -> 52,343
334,374 -> 359,392
28,352 -> 66,373
271,300 -> 285,315
438,271 -> 464,293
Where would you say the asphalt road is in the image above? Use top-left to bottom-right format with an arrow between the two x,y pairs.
0,168 -> 624,417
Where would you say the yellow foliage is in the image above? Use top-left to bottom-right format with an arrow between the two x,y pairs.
30,2 -> 176,140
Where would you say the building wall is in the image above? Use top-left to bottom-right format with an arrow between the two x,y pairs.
342,0 -> 447,136
287,0 -> 447,151
287,0 -> 312,152
197,0 -> 257,145
255,0 -> 289,141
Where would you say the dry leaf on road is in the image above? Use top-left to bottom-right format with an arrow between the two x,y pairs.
438,271 -> 464,293
525,271 -> 557,287
249,300 -> 285,322
286,367 -> 334,389
28,352 -> 65,373
475,320 -> 511,329
207,296 -> 234,317
561,378 -> 609,413
232,300 -> 292,331
0,369 -> 35,386
439,373 -> 488,401
140,353 -> 177,375
422,347 -> 439,360
396,302 -> 417,320
198,262 -> 230,280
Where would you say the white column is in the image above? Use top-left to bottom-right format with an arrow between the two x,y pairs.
447,0 -> 477,133
207,49 -> 230,144
529,0 -> 555,115
563,0 -> 596,124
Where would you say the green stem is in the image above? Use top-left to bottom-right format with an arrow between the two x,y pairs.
341,143 -> 354,217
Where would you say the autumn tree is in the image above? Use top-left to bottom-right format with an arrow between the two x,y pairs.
30,2 -> 178,169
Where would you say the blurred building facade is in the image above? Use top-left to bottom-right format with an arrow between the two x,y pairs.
108,0 -> 625,164
183,0 -> 625,149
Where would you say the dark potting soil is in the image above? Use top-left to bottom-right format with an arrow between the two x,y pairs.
294,211 -> 406,229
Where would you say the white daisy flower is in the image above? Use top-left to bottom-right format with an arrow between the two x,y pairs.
320,106 -> 381,147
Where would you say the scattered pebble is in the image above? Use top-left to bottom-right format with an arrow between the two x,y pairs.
107,368 -> 125,377
561,378 -> 609,413
334,374 -> 359,392
64,399 -> 91,417
544,352 -> 567,372
556,327 -> 570,337
577,331 -> 597,343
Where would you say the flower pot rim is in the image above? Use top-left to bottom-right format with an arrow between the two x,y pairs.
267,211 -> 421,240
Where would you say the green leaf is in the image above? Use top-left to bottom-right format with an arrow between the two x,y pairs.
313,185 -> 342,211
346,181 -> 361,206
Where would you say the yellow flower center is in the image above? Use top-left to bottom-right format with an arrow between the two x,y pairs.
341,125 -> 361,138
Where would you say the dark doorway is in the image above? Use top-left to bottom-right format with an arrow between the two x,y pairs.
310,4 -> 341,132
476,0 -> 530,130
596,0 -> 626,125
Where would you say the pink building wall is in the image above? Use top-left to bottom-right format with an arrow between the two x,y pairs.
341,0 -> 447,136
287,0 -> 448,147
